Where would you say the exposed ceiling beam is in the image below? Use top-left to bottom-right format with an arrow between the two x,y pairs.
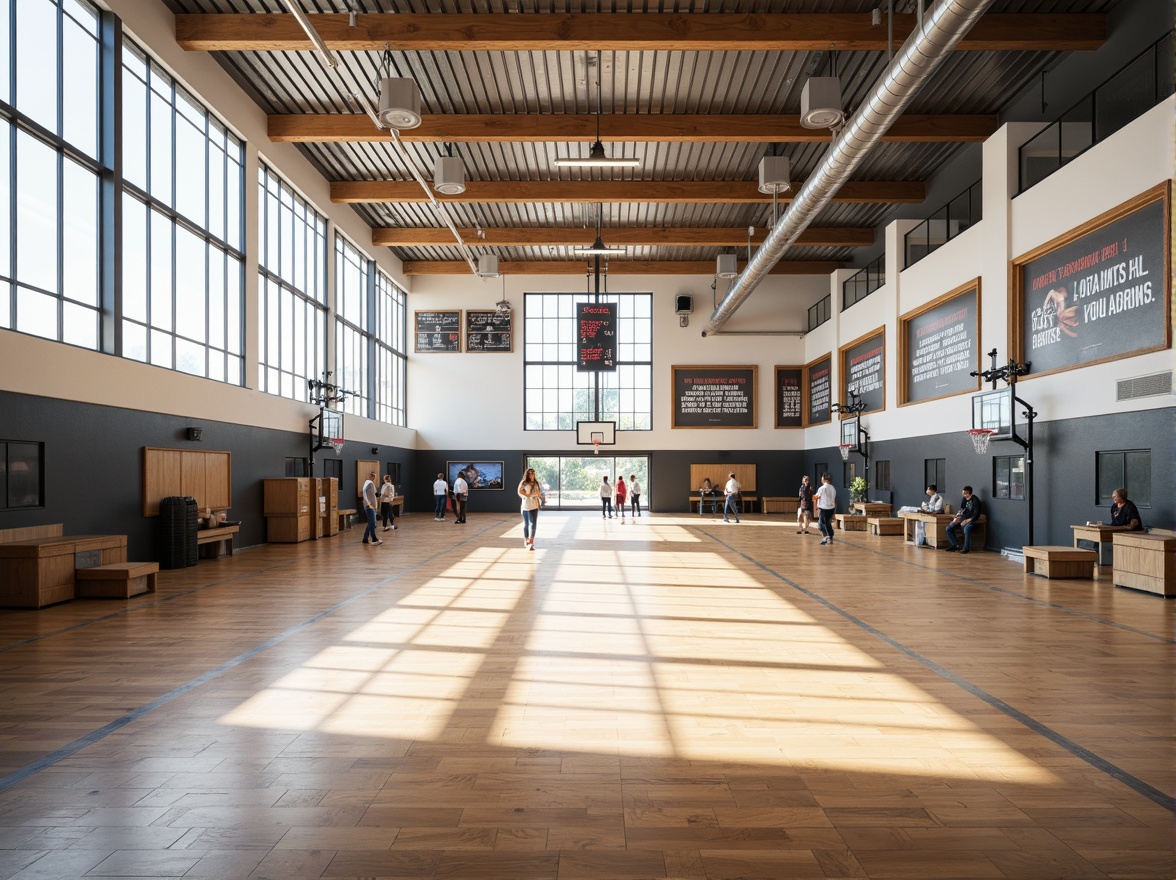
374,226 -> 873,248
333,180 -> 924,204
268,114 -> 998,144
176,13 -> 1106,53
403,260 -> 842,276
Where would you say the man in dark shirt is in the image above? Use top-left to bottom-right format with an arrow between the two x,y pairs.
1109,488 -> 1144,531
946,486 -> 982,554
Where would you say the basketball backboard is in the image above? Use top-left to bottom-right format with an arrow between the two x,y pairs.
839,417 -> 859,452
971,387 -> 1012,440
576,420 -> 617,446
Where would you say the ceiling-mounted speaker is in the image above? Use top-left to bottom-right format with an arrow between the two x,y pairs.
477,254 -> 500,278
799,77 -> 845,130
377,77 -> 422,129
716,254 -> 738,278
758,156 -> 791,194
433,156 -> 466,195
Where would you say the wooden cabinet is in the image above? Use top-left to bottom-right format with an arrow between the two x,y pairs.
1112,532 -> 1176,596
315,478 -> 339,538
264,478 -> 313,543
0,535 -> 127,608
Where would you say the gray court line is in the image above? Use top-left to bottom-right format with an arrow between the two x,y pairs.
702,527 -> 1176,813
0,520 -> 506,794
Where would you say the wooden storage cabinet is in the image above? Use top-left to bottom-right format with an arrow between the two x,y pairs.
264,478 -> 313,543
0,535 -> 127,608
315,478 -> 339,538
1112,532 -> 1176,596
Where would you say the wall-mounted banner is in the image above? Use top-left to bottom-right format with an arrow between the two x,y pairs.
577,302 -> 617,371
774,366 -> 804,428
672,366 -> 757,428
901,281 -> 980,405
805,354 -> 832,426
1013,182 -> 1170,376
414,310 -> 461,352
840,329 -> 886,413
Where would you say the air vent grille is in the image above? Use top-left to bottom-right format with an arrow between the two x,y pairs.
1116,371 -> 1172,401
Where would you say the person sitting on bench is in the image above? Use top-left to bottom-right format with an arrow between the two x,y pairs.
699,478 -> 717,515
1106,487 -> 1144,531
945,486 -> 981,554
898,484 -> 944,545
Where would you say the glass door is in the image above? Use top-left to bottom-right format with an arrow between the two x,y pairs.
526,455 -> 650,510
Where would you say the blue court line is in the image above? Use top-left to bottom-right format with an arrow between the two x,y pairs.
703,527 -> 1176,813
0,520 -> 505,794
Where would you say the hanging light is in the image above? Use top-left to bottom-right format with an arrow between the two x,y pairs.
433,148 -> 466,195
376,48 -> 421,130
574,204 -> 625,255
554,51 -> 640,169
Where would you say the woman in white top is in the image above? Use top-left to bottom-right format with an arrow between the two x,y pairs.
378,475 -> 398,531
517,467 -> 543,550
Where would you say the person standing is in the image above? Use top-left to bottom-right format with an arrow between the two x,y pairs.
361,471 -> 382,545
945,486 -> 982,553
615,476 -> 628,524
452,472 -> 469,524
629,475 -> 642,517
723,472 -> 742,524
517,467 -> 543,550
797,474 -> 814,535
815,472 -> 837,545
432,473 -> 449,521
378,474 -> 397,531
600,476 -> 613,519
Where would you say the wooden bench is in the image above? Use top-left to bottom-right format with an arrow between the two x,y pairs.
867,517 -> 905,536
196,524 -> 239,558
338,509 -> 357,530
1023,546 -> 1097,579
689,495 -> 758,514
834,514 -> 867,531
761,497 -> 792,514
75,562 -> 159,598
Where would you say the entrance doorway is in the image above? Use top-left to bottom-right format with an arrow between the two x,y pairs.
526,455 -> 651,510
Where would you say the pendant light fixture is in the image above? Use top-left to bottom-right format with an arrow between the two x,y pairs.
574,203 -> 625,256
377,47 -> 422,130
554,52 -> 640,169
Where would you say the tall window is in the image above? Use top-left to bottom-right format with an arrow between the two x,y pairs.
1097,450 -> 1150,506
374,269 -> 407,426
0,0 -> 101,347
523,292 -> 652,431
334,235 -> 371,418
121,40 -> 244,382
925,458 -> 946,496
257,163 -> 327,401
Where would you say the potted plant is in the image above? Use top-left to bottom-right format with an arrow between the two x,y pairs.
850,476 -> 869,503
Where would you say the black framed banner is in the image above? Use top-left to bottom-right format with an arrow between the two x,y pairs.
414,310 -> 461,353
840,329 -> 886,414
672,365 -> 757,428
1013,182 -> 1170,376
774,366 -> 804,428
577,302 -> 617,371
464,310 -> 512,352
805,354 -> 832,426
901,280 -> 981,405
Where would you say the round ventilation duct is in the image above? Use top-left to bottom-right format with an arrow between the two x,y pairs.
433,156 -> 466,195
377,77 -> 422,130
799,77 -> 845,130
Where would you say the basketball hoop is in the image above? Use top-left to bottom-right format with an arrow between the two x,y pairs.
328,437 -> 344,454
838,443 -> 852,461
593,438 -> 601,455
968,428 -> 995,455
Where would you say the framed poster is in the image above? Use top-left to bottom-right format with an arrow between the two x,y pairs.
900,280 -> 981,405
672,365 -> 757,428
446,461 -> 504,490
1012,182 -> 1170,376
415,310 -> 461,352
805,354 -> 832,426
464,310 -> 512,352
577,302 -> 617,371
840,328 -> 886,414
774,366 -> 804,428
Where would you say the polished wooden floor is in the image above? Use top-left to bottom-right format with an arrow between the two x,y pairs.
0,511 -> 1172,879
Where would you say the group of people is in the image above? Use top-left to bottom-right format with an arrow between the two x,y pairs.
697,474 -> 745,523
360,472 -> 399,545
794,473 -> 839,544
431,472 -> 469,524
599,475 -> 643,522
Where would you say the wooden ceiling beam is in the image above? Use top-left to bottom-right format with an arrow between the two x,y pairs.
268,113 -> 998,144
374,226 -> 873,247
402,260 -> 842,276
176,13 -> 1106,53
333,179 -> 924,205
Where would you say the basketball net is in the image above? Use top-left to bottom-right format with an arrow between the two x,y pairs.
328,437 -> 344,454
593,438 -> 600,455
968,428 -> 995,455
838,443 -> 852,461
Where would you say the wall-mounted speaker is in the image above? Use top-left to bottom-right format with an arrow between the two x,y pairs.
675,294 -> 693,314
